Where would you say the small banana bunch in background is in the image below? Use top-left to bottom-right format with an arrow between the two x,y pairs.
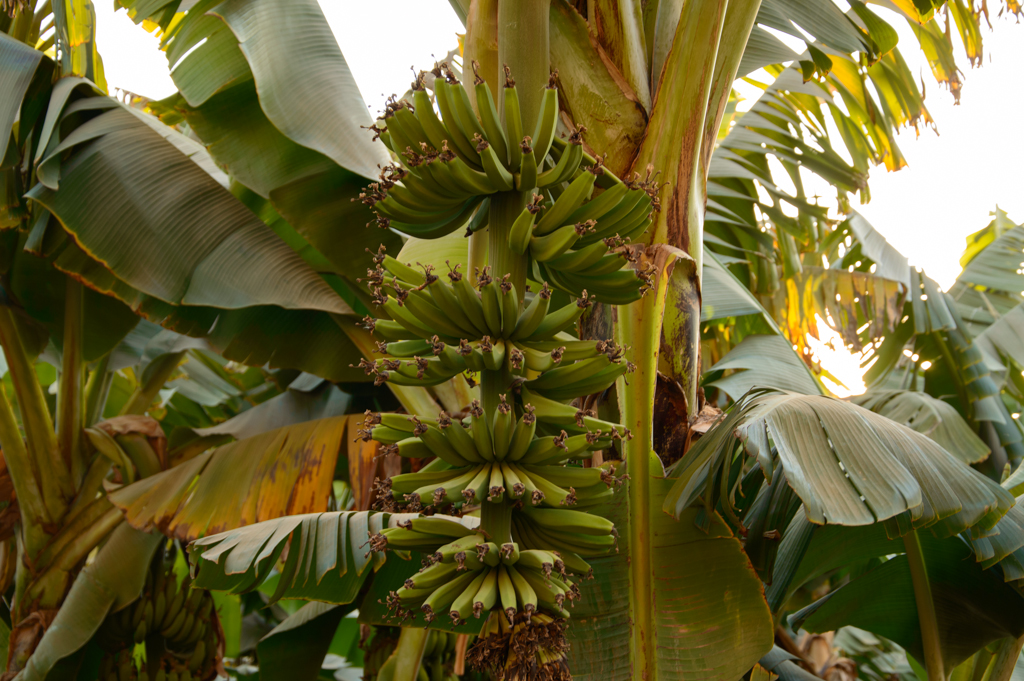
95,546 -> 221,681
358,62 -> 658,304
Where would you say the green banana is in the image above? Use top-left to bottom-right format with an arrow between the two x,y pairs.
530,222 -> 588,262
522,506 -> 615,536
469,401 -> 494,461
517,137 -> 538,190
473,70 -> 509,166
532,80 -> 559,164
534,169 -> 597,235
491,396 -> 514,460
477,138 -> 514,191
503,75 -> 524,171
508,196 -> 542,255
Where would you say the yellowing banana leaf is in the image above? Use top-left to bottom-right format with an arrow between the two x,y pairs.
951,210 -> 1024,326
664,389 -> 1014,537
704,334 -> 822,399
852,390 -> 990,465
109,417 -> 349,541
792,530 -> 1024,671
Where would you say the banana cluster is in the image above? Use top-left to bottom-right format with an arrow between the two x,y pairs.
373,517 -> 604,624
361,62 -> 638,648
95,555 -> 219,681
366,627 -> 462,681
359,250 -> 636,396
359,62 -> 657,303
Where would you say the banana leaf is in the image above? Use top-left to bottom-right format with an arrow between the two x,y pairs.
704,334 -> 822,399
664,389 -> 1014,536
565,477 -> 773,681
255,601 -> 350,681
852,390 -> 990,465
189,511 -> 476,603
791,530 -> 1024,671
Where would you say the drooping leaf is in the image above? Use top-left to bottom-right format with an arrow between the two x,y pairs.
852,390 -> 990,465
705,334 -> 822,399
210,0 -> 390,181
190,511 -> 476,604
109,417 -> 349,541
28,104 -> 349,315
665,389 -> 1014,537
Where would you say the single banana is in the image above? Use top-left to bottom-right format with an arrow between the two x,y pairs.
503,73 -> 524,171
532,79 -> 559,164
508,195 -> 543,255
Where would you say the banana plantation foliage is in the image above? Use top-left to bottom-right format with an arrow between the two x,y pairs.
1,0 -> 1024,679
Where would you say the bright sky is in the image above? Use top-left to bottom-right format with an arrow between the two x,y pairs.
95,0 -> 1024,292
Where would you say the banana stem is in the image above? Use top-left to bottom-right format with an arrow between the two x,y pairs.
984,635 -> 1024,681
58,277 -> 85,486
0,306 -> 71,522
487,192 -> 528,294
903,529 -> 945,681
480,494 -> 513,545
496,0 -> 550,136
391,626 -> 430,681
119,350 -> 185,416
83,352 -> 111,427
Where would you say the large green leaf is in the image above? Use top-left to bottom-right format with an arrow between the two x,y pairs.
705,334 -> 822,399
664,389 -> 1014,536
211,0 -> 389,181
0,32 -> 46,162
792,531 -> 1024,670
109,417 -> 349,541
566,478 -> 773,681
852,390 -> 990,465
13,524 -> 162,681
28,104 -> 347,314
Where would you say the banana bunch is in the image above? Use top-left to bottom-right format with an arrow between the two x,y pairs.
359,251 -> 635,402
361,62 -> 641,669
375,517 -> 590,624
360,62 -> 657,302
368,628 -> 464,681
466,611 -> 571,681
95,550 -> 220,681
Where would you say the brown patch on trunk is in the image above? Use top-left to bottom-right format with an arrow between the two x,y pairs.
5,609 -> 58,675
0,452 -> 19,543
653,373 -> 689,468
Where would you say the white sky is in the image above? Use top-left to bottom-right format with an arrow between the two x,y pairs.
94,0 -> 1024,291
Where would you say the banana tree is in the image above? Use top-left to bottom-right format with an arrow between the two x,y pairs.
4,0 -> 1023,680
